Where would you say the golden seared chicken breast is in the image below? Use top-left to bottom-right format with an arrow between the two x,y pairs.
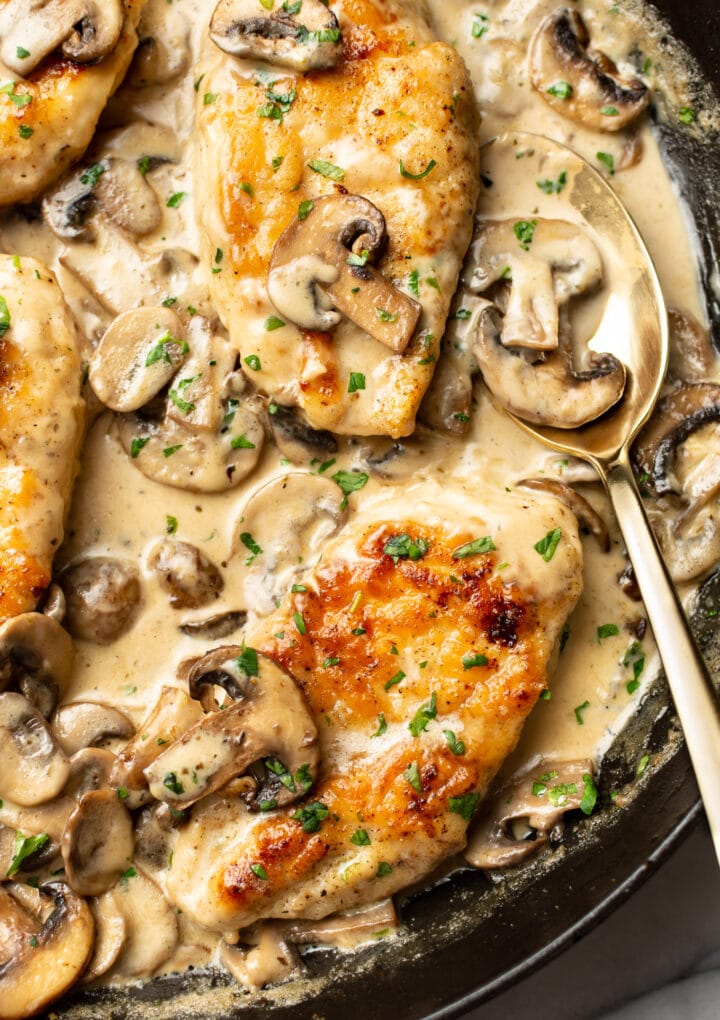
194,0 -> 480,437
0,0 -> 145,207
0,255 -> 84,620
166,481 -> 582,932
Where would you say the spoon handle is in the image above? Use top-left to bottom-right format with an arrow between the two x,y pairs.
605,457 -> 720,863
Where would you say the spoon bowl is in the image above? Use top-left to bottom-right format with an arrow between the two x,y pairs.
476,131 -> 720,863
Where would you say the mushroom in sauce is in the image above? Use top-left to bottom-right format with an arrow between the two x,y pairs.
268,194 -> 422,352
0,613 -> 74,719
59,557 -> 142,645
144,649 -> 319,809
0,693 -> 70,807
530,7 -> 650,131
148,539 -> 224,610
209,0 -> 343,71
0,0 -> 125,74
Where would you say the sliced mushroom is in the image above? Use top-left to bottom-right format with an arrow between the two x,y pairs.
268,404 -> 338,463
89,306 -> 187,413
127,0 -> 190,87
145,651 -> 319,809
0,881 -> 94,1017
0,613 -> 74,718
148,540 -> 224,610
465,759 -> 594,868
81,890 -> 127,984
63,748 -> 117,800
109,687 -> 204,809
473,301 -> 626,428
59,557 -> 142,645
530,7 -> 649,131
232,472 -> 347,616
418,296 -> 483,434
633,383 -> 720,497
220,923 -> 304,990
117,322 -> 265,492
286,899 -> 399,948
52,702 -> 135,757
268,195 -> 421,353
133,804 -> 174,876
179,610 -> 247,640
43,158 -> 161,242
39,584 -> 66,624
0,0 -> 124,74
210,0 -> 342,71
668,307 -> 718,383
62,789 -> 134,896
0,693 -> 70,807
469,219 -> 603,352
108,867 -> 178,979
516,478 -> 610,551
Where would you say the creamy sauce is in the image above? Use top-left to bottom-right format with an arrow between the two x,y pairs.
0,0 -> 716,999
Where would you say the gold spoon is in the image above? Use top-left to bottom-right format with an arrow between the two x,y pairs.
476,131 -> 720,860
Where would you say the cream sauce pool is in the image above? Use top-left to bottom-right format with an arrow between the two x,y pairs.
0,0 -> 717,994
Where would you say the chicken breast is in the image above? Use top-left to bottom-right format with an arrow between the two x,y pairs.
193,0 -> 480,437
0,255 -> 84,620
167,480 -> 583,933
0,0 -> 145,207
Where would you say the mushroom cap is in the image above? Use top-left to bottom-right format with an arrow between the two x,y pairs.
0,693 -> 70,807
209,0 -> 343,72
268,194 -> 422,353
61,788 -> 135,896
0,881 -> 94,1019
59,557 -> 142,646
81,890 -> 127,984
108,868 -> 178,979
146,650 -> 319,809
472,300 -> 626,428
470,218 -> 603,352
51,702 -> 135,757
530,7 -> 649,132
0,613 -> 74,718
148,540 -> 224,610
0,0 -> 124,75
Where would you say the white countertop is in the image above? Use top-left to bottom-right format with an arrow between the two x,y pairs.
463,818 -> 720,1020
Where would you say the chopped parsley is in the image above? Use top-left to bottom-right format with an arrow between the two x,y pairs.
462,652 -> 488,670
244,354 -> 262,371
331,469 -> 368,508
163,772 -> 184,795
250,863 -> 269,880
399,158 -> 437,180
534,528 -> 562,561
546,80 -> 573,99
451,536 -> 495,559
166,191 -> 187,208
623,641 -> 645,694
18,124 -> 33,139
382,533 -> 429,564
298,199 -> 314,220
408,693 -> 437,737
347,371 -> 366,393
293,611 -> 307,635
405,761 -> 423,793
230,434 -> 256,449
166,515 -> 178,535
537,170 -> 567,194
372,713 -> 388,737
471,12 -> 489,37
448,793 -> 480,821
580,773 -> 598,815
443,730 -> 466,756
168,388 -> 195,416
601,105 -> 619,116
384,670 -> 406,691
679,106 -> 696,124
0,81 -> 31,107
376,307 -> 399,323
0,295 -> 10,337
574,699 -> 590,725
7,832 -> 49,878
236,644 -> 259,677
130,436 -> 150,459
513,219 -> 537,250
240,532 -> 263,564
145,333 -> 188,366
597,623 -> 620,641
596,151 -> 615,175
377,861 -> 393,877
308,158 -> 345,181
350,828 -> 371,846
293,801 -> 329,833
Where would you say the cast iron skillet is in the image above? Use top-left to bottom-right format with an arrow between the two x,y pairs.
59,3 -> 720,1017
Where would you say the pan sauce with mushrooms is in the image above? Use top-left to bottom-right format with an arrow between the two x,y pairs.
0,0 -> 717,1011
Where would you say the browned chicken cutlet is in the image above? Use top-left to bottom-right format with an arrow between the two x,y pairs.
168,482 -> 583,933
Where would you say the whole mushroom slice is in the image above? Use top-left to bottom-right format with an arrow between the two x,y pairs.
530,7 -> 649,131
43,157 -> 161,242
81,890 -> 127,984
268,404 -> 338,464
0,0 -> 124,75
146,650 -> 319,809
52,702 -> 135,757
469,219 -> 603,352
108,867 -> 178,979
59,556 -> 142,645
667,307 -> 718,383
268,194 -> 422,353
220,923 -> 304,990
148,539 -> 224,610
128,0 -> 190,87
465,759 -> 595,869
232,472 -> 347,616
63,748 -> 117,800
209,0 -> 342,72
0,693 -> 70,807
516,478 -> 610,551
473,302 -> 626,428
62,789 -> 135,896
179,610 -> 247,641
632,382 -> 720,496
0,880 -> 94,1020
0,613 -> 74,719
109,687 -> 204,809
89,306 -> 187,413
